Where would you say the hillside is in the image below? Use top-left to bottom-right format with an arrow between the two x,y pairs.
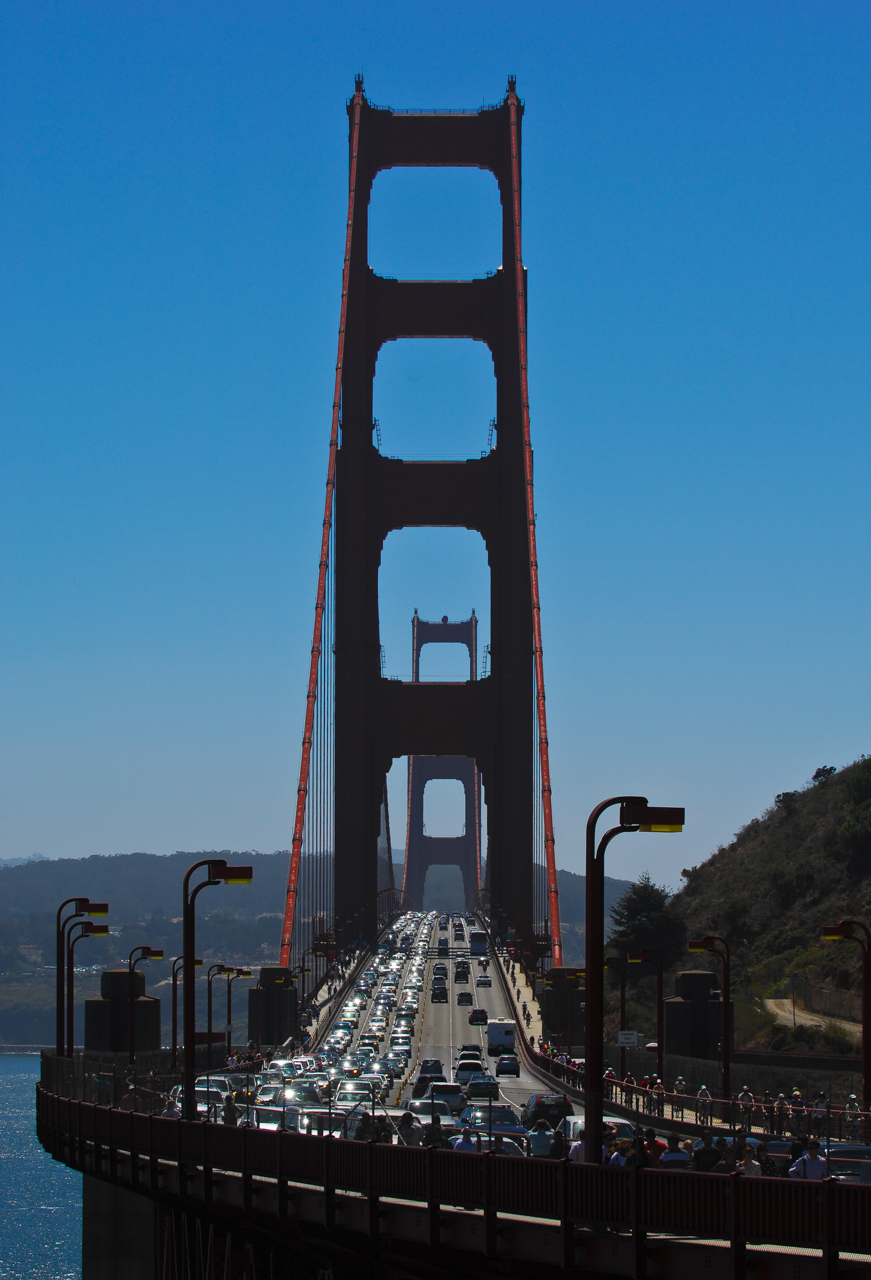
662,755 -> 871,1052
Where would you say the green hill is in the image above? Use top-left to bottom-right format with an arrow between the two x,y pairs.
663,754 -> 871,1052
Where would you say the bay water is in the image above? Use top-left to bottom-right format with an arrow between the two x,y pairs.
0,1055 -> 80,1279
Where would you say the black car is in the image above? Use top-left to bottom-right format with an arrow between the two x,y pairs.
413,1071 -> 446,1099
521,1093 -> 574,1128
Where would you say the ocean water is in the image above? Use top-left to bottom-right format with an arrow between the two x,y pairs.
0,1056 -> 81,1280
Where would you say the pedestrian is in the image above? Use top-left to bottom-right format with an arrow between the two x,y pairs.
761,1090 -> 774,1131
451,1126 -> 477,1153
609,1138 -> 633,1167
549,1128 -> 567,1159
696,1084 -> 712,1124
811,1092 -> 828,1139
673,1076 -> 686,1121
161,1098 -> 181,1118
528,1118 -> 553,1157
845,1094 -> 862,1141
789,1138 -> 826,1179
354,1112 -> 374,1142
567,1133 -> 585,1162
422,1113 -> 447,1148
693,1131 -> 722,1173
221,1095 -> 239,1127
774,1093 -> 790,1136
755,1142 -> 781,1177
737,1084 -> 754,1129
738,1145 -> 762,1176
397,1112 -> 421,1147
790,1090 -> 806,1136
658,1132 -> 691,1170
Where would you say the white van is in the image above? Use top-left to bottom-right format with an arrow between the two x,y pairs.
486,1019 -> 515,1057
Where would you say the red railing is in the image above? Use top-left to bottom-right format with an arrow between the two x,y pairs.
36,1085 -> 871,1260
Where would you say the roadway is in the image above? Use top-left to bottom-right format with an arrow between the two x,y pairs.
396,917 -> 542,1116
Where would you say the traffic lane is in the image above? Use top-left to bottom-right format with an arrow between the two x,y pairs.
459,970 -> 541,1115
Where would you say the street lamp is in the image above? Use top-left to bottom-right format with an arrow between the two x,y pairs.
226,968 -> 251,1060
171,954 -> 202,1068
687,934 -> 731,1101
820,919 -> 871,1109
128,946 -> 164,1065
56,898 -> 109,1056
182,859 -> 253,1120
66,921 -> 109,1055
628,947 -> 664,1083
604,956 -> 627,1081
207,964 -> 229,1068
584,796 -> 684,1165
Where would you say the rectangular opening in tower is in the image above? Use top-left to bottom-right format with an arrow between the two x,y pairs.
378,528 -> 489,680
368,168 -> 501,281
373,338 -> 495,459
423,777 -> 466,837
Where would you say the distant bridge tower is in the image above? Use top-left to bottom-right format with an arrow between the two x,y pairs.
401,612 -> 482,911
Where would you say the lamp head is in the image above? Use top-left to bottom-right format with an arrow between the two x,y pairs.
87,902 -> 109,917
220,863 -> 253,885
627,950 -> 648,963
687,936 -> 714,953
820,923 -> 852,941
84,923 -> 109,937
620,802 -> 685,832
236,969 -> 252,978
145,948 -> 164,960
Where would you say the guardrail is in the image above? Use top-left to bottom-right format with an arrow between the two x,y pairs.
36,1083 -> 871,1270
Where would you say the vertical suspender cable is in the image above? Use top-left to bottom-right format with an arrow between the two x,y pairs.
280,83 -> 364,967
507,81 -> 563,966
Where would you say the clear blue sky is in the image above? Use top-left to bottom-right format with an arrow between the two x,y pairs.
2,2 -> 869,898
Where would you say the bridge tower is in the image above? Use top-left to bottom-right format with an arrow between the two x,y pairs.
401,611 -> 482,911
282,78 -> 562,966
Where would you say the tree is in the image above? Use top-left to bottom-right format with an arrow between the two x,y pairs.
607,873 -> 686,966
811,766 -> 837,785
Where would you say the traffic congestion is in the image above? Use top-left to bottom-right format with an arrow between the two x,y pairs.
182,910 -> 588,1154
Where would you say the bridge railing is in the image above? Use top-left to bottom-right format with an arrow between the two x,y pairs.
36,1083 -> 871,1260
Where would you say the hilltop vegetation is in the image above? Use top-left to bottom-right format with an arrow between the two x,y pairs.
671,756 -> 871,990
645,755 -> 871,1054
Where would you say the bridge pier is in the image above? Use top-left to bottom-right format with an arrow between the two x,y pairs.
82,1173 -> 156,1280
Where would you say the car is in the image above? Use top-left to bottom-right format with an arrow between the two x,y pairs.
403,1099 -> 456,1127
334,1081 -> 380,1108
424,1082 -> 468,1115
454,1059 -> 484,1085
458,1103 -> 525,1136
521,1093 -> 574,1128
475,975 -> 492,988
412,1071 -> 446,1099
465,1073 -> 499,1101
457,991 -> 473,1006
454,970 -> 469,984
495,1055 -> 520,1077
457,1043 -> 482,1057
430,987 -> 448,1003
469,1008 -> 489,1025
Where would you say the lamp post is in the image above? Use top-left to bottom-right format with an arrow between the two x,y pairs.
687,934 -> 731,1101
66,921 -> 109,1055
207,965 -> 229,1068
183,859 -> 253,1120
584,797 -> 684,1165
604,956 -> 627,1081
56,898 -> 109,1056
226,968 -> 251,1061
628,947 -> 664,1083
820,919 -> 871,1110
171,954 -> 202,1069
128,946 -> 164,1066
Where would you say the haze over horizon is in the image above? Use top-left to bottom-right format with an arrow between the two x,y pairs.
3,3 -> 869,893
